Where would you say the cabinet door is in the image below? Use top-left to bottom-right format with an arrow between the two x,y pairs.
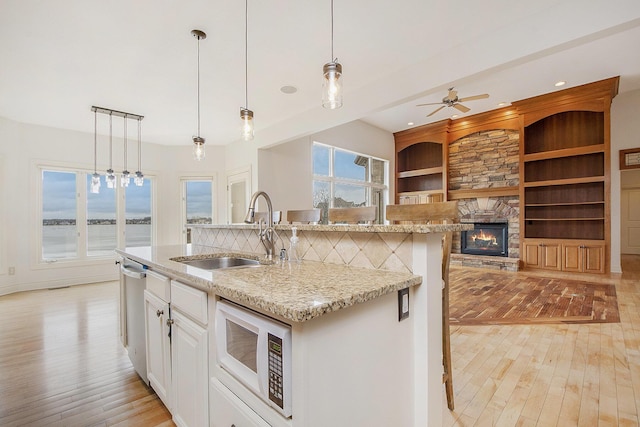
144,290 -> 171,410
171,310 -> 208,427
522,241 -> 541,268
563,243 -> 605,273
540,243 -> 562,270
562,243 -> 582,272
210,379 -> 271,427
583,244 -> 605,273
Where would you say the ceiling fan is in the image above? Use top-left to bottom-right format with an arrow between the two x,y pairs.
417,87 -> 489,117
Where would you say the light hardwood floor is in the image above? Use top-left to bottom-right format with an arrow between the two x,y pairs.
0,281 -> 173,427
0,257 -> 638,426
444,254 -> 640,427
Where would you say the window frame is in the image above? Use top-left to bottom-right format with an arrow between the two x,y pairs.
312,142 -> 388,223
35,163 -> 156,268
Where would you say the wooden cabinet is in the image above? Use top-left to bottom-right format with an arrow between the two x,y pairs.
393,121 -> 448,204
514,77 -> 619,273
144,290 -> 172,410
522,240 -> 562,270
562,242 -> 605,273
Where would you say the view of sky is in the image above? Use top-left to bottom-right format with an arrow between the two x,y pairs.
186,181 -> 213,219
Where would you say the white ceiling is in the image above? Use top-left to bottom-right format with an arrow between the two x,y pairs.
1,0 -> 640,148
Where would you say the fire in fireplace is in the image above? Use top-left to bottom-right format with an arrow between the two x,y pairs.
461,222 -> 508,257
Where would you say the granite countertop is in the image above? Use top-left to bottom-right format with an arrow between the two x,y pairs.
117,245 -> 423,323
188,222 -> 473,233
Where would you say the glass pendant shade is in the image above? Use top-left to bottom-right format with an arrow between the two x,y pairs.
90,173 -> 101,193
322,61 -> 343,109
121,170 -> 130,187
106,169 -> 116,188
193,136 -> 205,161
240,108 -> 254,141
134,171 -> 144,186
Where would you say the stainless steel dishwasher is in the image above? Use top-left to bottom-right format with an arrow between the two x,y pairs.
120,258 -> 148,383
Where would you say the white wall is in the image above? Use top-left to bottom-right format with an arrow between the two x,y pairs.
0,116 -> 226,295
258,120 -> 395,214
611,88 -> 640,273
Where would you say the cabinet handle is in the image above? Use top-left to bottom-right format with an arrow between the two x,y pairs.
166,318 -> 174,327
156,309 -> 163,317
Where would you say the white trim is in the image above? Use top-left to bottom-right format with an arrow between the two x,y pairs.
227,165 -> 252,224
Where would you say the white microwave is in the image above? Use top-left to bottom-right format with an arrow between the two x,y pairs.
215,299 -> 292,417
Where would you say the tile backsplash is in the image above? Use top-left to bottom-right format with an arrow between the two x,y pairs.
191,227 -> 413,273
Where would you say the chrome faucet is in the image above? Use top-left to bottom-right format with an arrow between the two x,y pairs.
244,190 -> 276,260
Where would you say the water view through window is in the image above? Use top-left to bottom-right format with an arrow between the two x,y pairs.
42,169 -> 153,260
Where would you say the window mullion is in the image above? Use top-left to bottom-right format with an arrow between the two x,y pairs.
76,173 -> 88,258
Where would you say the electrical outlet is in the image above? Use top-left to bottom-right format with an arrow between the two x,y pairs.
8,267 -> 15,275
398,288 -> 409,321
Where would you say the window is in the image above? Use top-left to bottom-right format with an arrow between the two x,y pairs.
182,179 -> 214,243
42,170 -> 78,259
312,142 -> 388,224
125,180 -> 153,248
40,167 -> 155,262
86,174 -> 117,257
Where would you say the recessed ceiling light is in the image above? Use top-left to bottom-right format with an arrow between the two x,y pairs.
280,85 -> 298,94
407,122 -> 414,126
497,102 -> 507,107
555,81 -> 566,87
451,114 -> 458,119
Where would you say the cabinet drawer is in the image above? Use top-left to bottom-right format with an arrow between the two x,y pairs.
170,280 -> 208,324
146,270 -> 170,301
211,379 -> 271,427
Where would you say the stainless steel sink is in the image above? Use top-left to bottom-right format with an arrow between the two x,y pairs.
175,256 -> 260,270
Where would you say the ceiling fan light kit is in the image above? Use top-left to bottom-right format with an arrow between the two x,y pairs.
417,87 -> 489,117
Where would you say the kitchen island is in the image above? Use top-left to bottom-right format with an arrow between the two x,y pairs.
117,222 -> 472,427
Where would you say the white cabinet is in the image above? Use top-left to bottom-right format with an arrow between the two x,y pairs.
171,281 -> 209,427
211,379 -> 271,427
144,290 -> 171,410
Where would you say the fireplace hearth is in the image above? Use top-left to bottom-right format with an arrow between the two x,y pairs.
461,222 -> 508,257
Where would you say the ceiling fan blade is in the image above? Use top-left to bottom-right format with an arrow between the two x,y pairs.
458,94 -> 489,102
416,102 -> 444,107
453,103 -> 470,113
427,105 -> 446,117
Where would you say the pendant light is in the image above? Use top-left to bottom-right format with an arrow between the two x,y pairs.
191,29 -> 206,160
90,109 -> 101,193
121,115 -> 130,187
106,112 -> 116,188
134,116 -> 144,186
322,0 -> 343,109
240,0 -> 254,140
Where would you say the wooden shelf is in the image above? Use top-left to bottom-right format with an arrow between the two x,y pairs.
397,166 -> 443,179
525,201 -> 604,207
523,176 -> 605,188
397,190 -> 444,197
522,144 -> 605,162
525,217 -> 605,221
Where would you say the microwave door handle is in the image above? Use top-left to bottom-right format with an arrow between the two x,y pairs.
256,331 -> 269,396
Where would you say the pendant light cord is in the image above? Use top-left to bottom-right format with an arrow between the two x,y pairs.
137,117 -> 142,171
245,0 -> 249,109
93,109 -> 98,173
197,34 -> 201,137
123,115 -> 128,170
109,112 -> 113,170
330,0 -> 334,61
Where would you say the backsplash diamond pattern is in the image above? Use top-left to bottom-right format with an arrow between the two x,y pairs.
191,227 -> 414,273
